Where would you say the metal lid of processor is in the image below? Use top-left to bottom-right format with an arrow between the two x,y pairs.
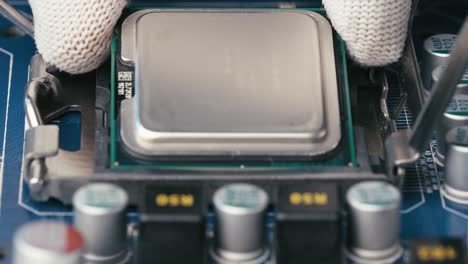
119,10 -> 341,159
347,181 -> 401,212
73,183 -> 129,215
214,184 -> 269,215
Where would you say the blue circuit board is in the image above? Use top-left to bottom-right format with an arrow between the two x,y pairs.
0,2 -> 467,264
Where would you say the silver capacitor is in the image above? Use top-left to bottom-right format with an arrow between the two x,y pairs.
433,65 -> 468,92
13,220 -> 84,264
346,181 -> 403,263
422,34 -> 457,91
73,183 -> 129,263
211,183 -> 270,263
433,65 -> 468,164
442,126 -> 468,204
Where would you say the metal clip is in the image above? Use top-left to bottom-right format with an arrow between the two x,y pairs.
370,69 -> 392,133
23,55 -> 61,197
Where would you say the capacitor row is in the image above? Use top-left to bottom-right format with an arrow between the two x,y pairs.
422,33 -> 468,203
13,181 -> 403,264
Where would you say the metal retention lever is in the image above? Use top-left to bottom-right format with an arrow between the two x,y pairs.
385,17 -> 468,179
0,0 -> 33,37
23,55 -> 61,198
22,54 -> 96,201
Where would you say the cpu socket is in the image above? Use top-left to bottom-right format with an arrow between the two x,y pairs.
21,8 -> 369,204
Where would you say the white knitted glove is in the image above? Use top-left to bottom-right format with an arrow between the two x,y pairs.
28,0 -> 411,73
28,0 -> 127,74
323,0 -> 412,66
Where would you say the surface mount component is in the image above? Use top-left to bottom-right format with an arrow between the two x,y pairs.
119,10 -> 341,159
275,183 -> 342,264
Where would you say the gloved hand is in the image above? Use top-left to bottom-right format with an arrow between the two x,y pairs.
28,0 -> 127,74
323,0 -> 412,66
28,0 -> 412,74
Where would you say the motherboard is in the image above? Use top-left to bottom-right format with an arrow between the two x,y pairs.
0,1 -> 467,264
